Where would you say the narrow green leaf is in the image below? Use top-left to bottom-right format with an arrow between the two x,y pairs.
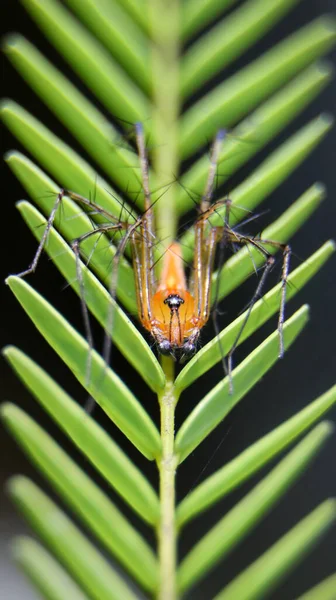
4,346 -> 160,523
175,240 -> 334,392
2,403 -> 158,590
181,0 -> 301,97
3,36 -> 143,195
177,61 -> 333,212
12,537 -> 89,600
180,17 -> 336,157
222,116 -> 332,222
297,573 -> 336,600
21,0 -> 149,122
175,306 -> 309,462
180,115 -> 332,250
63,0 -> 150,91
6,276 -> 161,459
16,202 -> 164,392
181,0 -> 239,40
9,477 -> 140,600
5,152 -> 137,313
177,384 -> 336,526
1,102 -> 132,217
214,499 -> 336,600
213,182 -> 326,302
177,423 -> 334,593
115,0 -> 148,32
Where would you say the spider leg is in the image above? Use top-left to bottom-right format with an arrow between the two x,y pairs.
224,231 -> 291,393
132,123 -> 156,314
181,136 -> 227,361
13,188 -> 65,278
70,220 -> 133,413
196,200 -> 232,380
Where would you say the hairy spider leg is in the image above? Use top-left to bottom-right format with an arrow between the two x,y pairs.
14,124 -> 292,401
211,221 -> 291,393
14,186 -> 142,412
129,127 -> 228,359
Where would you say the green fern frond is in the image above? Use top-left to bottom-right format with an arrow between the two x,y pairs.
2,0 -> 336,599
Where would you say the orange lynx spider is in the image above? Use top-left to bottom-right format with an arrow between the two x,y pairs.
14,124 -> 291,391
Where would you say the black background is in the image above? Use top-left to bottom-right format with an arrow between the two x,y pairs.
1,1 -> 336,598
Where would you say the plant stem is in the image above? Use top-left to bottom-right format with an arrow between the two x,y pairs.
150,2 -> 180,596
150,0 -> 180,244
157,356 -> 178,600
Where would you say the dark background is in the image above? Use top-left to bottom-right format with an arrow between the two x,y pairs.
1,0 -> 336,598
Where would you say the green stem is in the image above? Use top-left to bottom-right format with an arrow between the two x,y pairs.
150,3 -> 181,596
150,0 -> 181,244
157,356 -> 179,600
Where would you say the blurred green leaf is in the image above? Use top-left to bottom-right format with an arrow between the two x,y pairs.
4,35 -> 143,195
115,0 -> 148,32
181,0 -> 239,40
64,0 -> 150,90
181,0 -> 301,97
180,17 -> 336,156
4,346 -> 160,522
2,403 -> 158,590
181,115 -> 332,243
9,477 -> 140,600
177,423 -> 333,593
7,276 -> 161,459
297,573 -> 336,600
177,385 -> 336,526
177,61 -> 333,211
21,0 -> 149,121
12,537 -> 89,600
214,498 -> 336,600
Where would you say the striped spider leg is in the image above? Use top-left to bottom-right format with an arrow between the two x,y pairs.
14,123 -> 291,401
13,182 -> 145,410
135,124 -> 291,394
211,217 -> 291,393
132,128 -> 228,361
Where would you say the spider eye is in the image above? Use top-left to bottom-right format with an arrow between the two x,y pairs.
158,340 -> 172,355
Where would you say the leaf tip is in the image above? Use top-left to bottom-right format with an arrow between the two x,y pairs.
2,344 -> 16,359
312,181 -> 327,200
0,99 -> 12,116
2,33 -> 22,54
298,303 -> 310,320
315,59 -> 334,79
321,497 -> 336,519
318,112 -> 334,130
0,401 -> 14,421
6,474 -> 29,499
318,14 -> 336,35
319,420 -> 335,438
5,275 -> 17,287
328,239 -> 336,253
4,150 -> 18,164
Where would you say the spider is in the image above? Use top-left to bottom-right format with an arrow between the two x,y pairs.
14,123 -> 291,391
